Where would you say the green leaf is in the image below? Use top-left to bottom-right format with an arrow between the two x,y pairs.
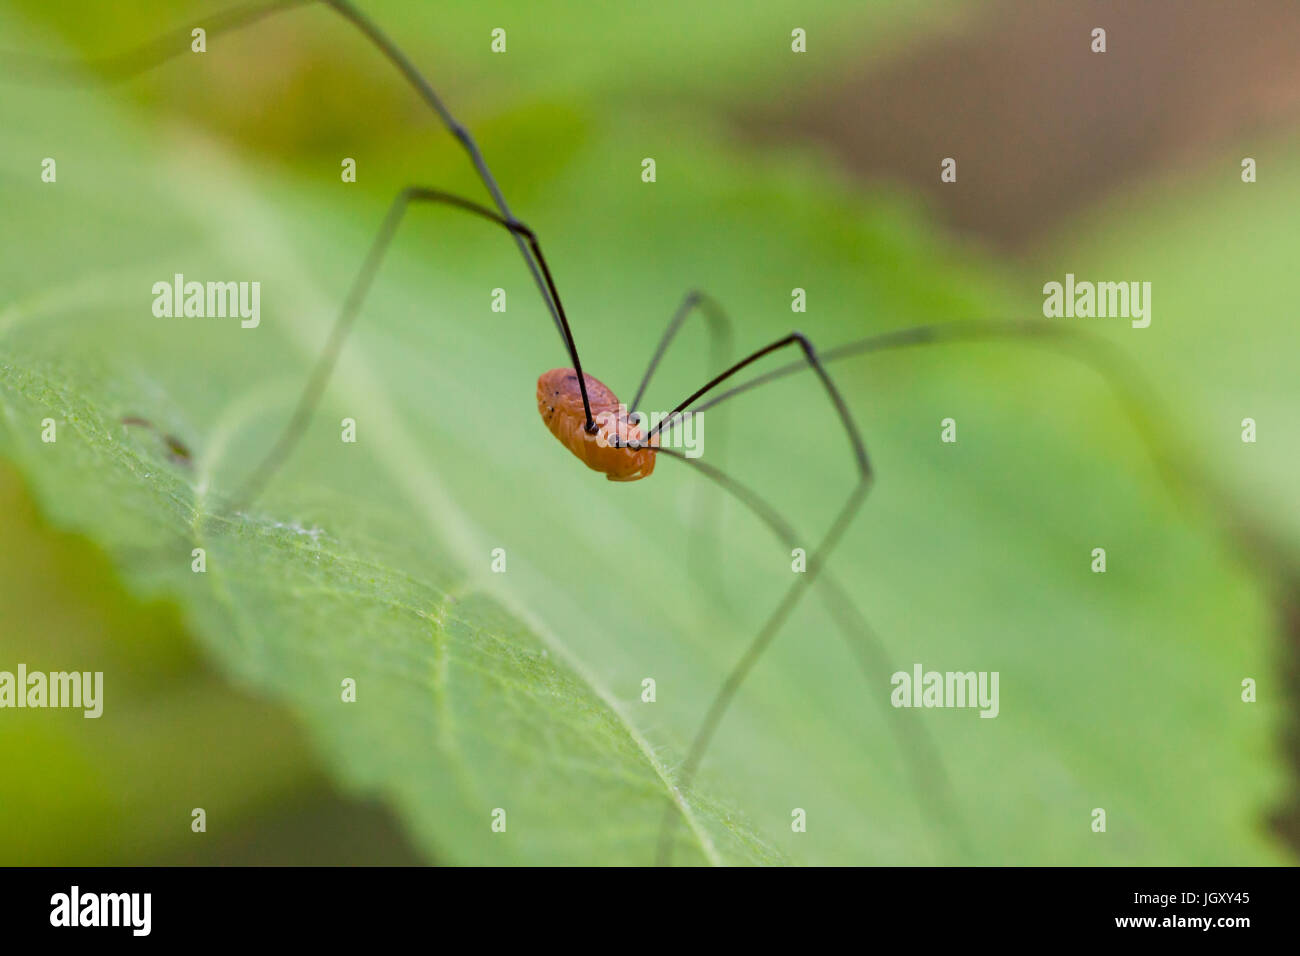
1,7 -> 1293,865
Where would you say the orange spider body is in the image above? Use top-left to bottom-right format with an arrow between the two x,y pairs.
537,369 -> 657,481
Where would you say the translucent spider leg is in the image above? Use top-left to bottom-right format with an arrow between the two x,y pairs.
631,291 -> 733,411
625,331 -> 873,863
233,188 -> 585,506
689,318 -> 1299,575
4,0 -> 599,433
632,291 -> 735,595
651,446 -> 969,866
7,0 -> 310,82
659,316 -> 1300,864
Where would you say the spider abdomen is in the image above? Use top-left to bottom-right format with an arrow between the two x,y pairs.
536,368 -> 657,481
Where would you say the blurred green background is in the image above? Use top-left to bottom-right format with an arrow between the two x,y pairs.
1,0 -> 1297,864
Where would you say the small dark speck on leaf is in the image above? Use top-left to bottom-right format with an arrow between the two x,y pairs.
121,415 -> 193,467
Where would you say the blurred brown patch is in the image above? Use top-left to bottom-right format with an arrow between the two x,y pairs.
762,0 -> 1300,249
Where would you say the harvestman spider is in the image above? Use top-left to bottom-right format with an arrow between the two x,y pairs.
13,0 -> 1289,864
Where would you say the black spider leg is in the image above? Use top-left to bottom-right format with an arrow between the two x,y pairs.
233,188 -> 583,507
3,0 -> 598,430
678,316 -> 1300,867
631,291 -> 734,598
651,446 -> 970,866
631,292 -> 733,411
689,318 -> 1298,573
632,331 -> 873,864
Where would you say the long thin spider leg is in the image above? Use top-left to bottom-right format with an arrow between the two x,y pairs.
233,187 -> 589,507
654,481 -> 868,866
651,447 -> 969,866
691,321 -> 1174,489
686,318 -> 1298,575
630,291 -> 733,411
646,332 -> 870,475
631,330 -> 874,864
5,0 -> 311,83
691,320 -> 1129,415
631,291 -> 735,597
3,0 -> 597,428
647,318 -> 1296,864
